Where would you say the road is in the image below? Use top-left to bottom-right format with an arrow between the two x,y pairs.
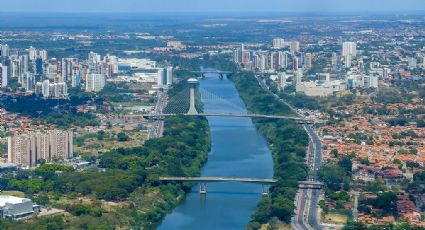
148,91 -> 167,139
254,75 -> 323,230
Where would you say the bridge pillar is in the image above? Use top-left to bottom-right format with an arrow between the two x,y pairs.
219,73 -> 224,80
262,185 -> 270,196
187,78 -> 199,115
199,183 -> 207,194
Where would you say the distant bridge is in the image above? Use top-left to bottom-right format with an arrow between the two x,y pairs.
160,177 -> 277,184
298,181 -> 324,190
191,71 -> 232,74
191,70 -> 233,79
160,177 -> 277,194
142,113 -> 314,124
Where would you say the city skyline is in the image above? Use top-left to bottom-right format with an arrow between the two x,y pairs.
1,0 -> 425,13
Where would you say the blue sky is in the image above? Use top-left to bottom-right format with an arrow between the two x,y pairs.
1,0 -> 424,13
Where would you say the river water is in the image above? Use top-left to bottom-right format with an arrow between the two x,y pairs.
158,73 -> 274,230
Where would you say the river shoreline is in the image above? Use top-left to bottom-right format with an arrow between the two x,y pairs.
158,71 -> 274,230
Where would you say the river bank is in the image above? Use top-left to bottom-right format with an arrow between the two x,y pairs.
228,71 -> 309,229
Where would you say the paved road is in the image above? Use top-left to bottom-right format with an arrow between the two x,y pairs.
254,75 -> 323,230
148,91 -> 167,139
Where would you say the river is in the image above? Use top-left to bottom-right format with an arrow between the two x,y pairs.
158,73 -> 274,230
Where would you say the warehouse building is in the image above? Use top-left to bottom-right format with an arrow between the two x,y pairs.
0,195 -> 40,219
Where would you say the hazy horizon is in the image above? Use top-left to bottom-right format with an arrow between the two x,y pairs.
1,0 -> 425,13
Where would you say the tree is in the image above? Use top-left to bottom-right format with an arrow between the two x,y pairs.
331,149 -> 339,157
97,130 -> 106,140
338,156 -> 353,175
319,163 -> 346,192
117,133 -> 129,142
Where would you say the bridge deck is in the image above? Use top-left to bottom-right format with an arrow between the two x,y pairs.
160,177 -> 277,184
191,71 -> 232,74
143,113 -> 310,121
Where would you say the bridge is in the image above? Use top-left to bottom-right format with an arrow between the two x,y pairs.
298,181 -> 324,190
142,113 -> 313,124
143,78 -> 315,124
191,70 -> 233,80
160,177 -> 277,195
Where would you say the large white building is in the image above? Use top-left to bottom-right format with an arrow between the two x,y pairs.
35,80 -> 68,98
278,72 -> 288,90
272,38 -> 285,49
290,41 -> 300,53
295,72 -> 347,97
28,46 -> 37,61
0,64 -> 8,88
0,195 -> 39,219
342,42 -> 357,57
86,73 -> 106,92
118,58 -> 157,70
157,68 -> 165,86
346,74 -> 378,89
156,67 -> 174,86
166,66 -> 173,86
0,44 -> 10,57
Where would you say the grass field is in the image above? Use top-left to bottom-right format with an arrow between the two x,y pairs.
74,124 -> 148,156
0,190 -> 26,197
324,213 -> 349,224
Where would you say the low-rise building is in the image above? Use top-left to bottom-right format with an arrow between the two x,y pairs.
0,195 -> 39,220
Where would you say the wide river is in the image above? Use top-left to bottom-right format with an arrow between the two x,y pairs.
158,73 -> 274,230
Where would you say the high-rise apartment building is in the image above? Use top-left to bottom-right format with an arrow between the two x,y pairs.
22,72 -> 35,91
86,73 -> 106,92
8,130 -> 73,168
331,53 -> 338,66
28,46 -> 37,61
157,68 -> 165,86
342,42 -> 357,57
272,38 -> 285,49
306,53 -> 313,69
0,44 -> 10,57
290,41 -> 300,53
166,66 -> 173,86
0,64 -> 8,88
344,55 -> 352,68
292,56 -> 299,71
38,50 -> 48,61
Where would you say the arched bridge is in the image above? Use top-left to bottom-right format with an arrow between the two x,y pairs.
160,177 -> 277,195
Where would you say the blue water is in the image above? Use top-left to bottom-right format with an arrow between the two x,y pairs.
158,73 -> 274,230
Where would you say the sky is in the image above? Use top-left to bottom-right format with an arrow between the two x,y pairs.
1,0 -> 424,13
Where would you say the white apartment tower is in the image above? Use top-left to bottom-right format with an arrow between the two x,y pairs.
166,66 -> 173,85
86,73 -> 106,92
272,38 -> 285,49
342,42 -> 357,57
0,64 -> 8,88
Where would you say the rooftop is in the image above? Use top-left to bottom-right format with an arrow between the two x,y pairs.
0,196 -> 31,206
